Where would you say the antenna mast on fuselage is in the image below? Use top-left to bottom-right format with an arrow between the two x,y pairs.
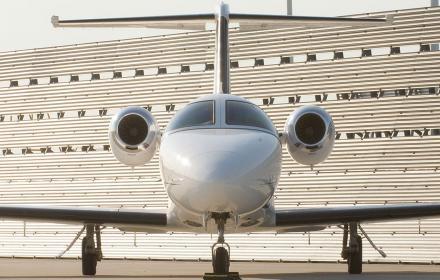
213,2 -> 230,94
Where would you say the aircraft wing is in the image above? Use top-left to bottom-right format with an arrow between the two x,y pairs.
52,14 -> 391,31
276,203 -> 440,227
0,205 -> 166,227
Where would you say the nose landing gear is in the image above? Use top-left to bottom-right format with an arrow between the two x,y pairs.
212,215 -> 230,274
204,213 -> 241,280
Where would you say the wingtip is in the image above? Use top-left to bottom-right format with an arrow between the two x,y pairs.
51,15 -> 59,27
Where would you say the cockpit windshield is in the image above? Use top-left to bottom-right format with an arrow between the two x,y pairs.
167,100 -> 215,131
226,100 -> 276,133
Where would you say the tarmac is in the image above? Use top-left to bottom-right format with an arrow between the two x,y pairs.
0,258 -> 439,280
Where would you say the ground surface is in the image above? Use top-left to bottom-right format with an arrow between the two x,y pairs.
0,259 -> 439,280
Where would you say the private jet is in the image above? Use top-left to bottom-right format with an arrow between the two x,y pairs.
1,1 -> 440,278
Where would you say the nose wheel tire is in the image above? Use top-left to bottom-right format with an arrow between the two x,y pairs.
210,213 -> 232,275
213,246 -> 230,274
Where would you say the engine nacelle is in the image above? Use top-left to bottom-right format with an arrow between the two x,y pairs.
109,106 -> 160,167
284,105 -> 335,165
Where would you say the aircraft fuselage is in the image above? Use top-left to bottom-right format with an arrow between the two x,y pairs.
159,94 -> 282,232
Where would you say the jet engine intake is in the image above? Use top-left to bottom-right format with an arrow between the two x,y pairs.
109,106 -> 160,166
284,105 -> 335,165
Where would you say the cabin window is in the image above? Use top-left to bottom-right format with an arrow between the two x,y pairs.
167,101 -> 215,131
226,100 -> 276,132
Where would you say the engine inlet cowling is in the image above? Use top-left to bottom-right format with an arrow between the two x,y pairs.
284,105 -> 335,165
109,106 -> 160,166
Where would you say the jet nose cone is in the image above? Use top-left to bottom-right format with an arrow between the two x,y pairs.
183,150 -> 256,213
160,129 -> 282,215
189,151 -> 244,183
169,149 -> 277,215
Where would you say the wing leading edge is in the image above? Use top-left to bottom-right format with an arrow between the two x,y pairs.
276,203 -> 440,227
0,205 -> 166,227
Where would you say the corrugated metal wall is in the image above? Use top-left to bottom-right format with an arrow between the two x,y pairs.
0,6 -> 440,263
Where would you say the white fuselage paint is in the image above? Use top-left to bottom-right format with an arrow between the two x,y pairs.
159,94 -> 282,233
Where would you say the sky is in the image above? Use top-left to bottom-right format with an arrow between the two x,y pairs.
0,0 -> 431,53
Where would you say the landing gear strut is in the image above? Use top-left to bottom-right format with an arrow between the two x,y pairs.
204,213 -> 240,280
341,223 -> 362,274
211,213 -> 230,274
82,225 -> 103,276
